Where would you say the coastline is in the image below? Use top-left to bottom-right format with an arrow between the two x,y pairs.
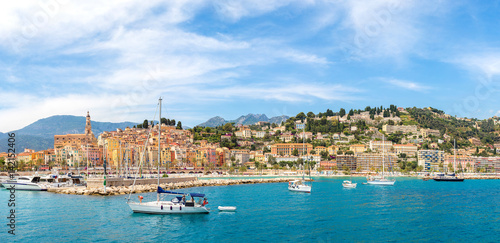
42,173 -> 500,196
47,177 -> 309,196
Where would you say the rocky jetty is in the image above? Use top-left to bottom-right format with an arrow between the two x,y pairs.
47,177 -> 302,196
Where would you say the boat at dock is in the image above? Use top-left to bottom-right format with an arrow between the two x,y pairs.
366,136 -> 395,186
433,173 -> 464,182
433,140 -> 465,182
288,123 -> 312,193
1,176 -> 48,191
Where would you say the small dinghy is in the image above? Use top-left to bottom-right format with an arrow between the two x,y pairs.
218,206 -> 237,211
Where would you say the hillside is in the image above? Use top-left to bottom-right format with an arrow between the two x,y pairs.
0,115 -> 137,152
198,114 -> 289,127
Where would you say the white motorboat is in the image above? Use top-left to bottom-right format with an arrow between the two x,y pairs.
39,174 -> 73,188
1,176 -> 48,191
127,98 -> 209,215
218,206 -> 237,211
288,179 -> 311,193
342,180 -> 357,188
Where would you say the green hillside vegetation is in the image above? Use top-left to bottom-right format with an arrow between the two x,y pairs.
191,106 -> 499,157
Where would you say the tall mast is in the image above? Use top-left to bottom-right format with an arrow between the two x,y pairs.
303,122 -> 305,181
453,139 -> 456,173
382,136 -> 385,178
157,98 -> 162,202
158,98 -> 162,187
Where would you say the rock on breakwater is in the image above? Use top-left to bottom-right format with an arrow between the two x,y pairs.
47,177 -> 301,196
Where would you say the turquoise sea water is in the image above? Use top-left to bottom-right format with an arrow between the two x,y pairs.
1,177 -> 499,242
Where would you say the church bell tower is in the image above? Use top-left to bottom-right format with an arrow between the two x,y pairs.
85,111 -> 92,136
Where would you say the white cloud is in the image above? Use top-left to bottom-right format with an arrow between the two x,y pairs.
212,0 -> 303,21
451,53 -> 500,79
382,78 -> 431,91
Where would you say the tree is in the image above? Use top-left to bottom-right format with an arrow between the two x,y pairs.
272,164 -> 280,174
320,151 -> 329,160
307,112 -> 315,118
239,166 -> 247,173
0,158 -> 5,171
345,150 -> 354,155
347,114 -> 351,120
17,160 -> 26,171
326,109 -> 334,116
339,108 -> 346,117
348,109 -> 354,116
317,166 -> 324,173
142,119 -> 149,129
176,121 -> 183,130
296,112 -> 306,121
310,150 -> 316,155
223,123 -> 234,132
292,149 -> 299,156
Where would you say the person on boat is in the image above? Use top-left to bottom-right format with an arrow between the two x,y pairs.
182,195 -> 186,204
202,198 -> 208,206
138,195 -> 143,203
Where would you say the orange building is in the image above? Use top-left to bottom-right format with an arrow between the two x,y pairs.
271,143 -> 313,156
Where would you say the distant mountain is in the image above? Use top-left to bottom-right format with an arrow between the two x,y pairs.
0,115 -> 137,152
269,115 -> 289,125
198,116 -> 228,127
197,114 -> 290,127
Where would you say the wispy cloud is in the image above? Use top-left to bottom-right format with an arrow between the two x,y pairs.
449,52 -> 500,79
381,78 -> 432,92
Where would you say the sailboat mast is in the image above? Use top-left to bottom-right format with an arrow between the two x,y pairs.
303,122 -> 305,181
453,139 -> 456,173
158,98 -> 162,187
382,136 -> 385,178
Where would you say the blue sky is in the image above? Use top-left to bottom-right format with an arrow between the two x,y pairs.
2,0 -> 500,132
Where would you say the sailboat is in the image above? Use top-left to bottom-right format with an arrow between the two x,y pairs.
288,123 -> 312,193
366,136 -> 395,186
434,139 -> 464,182
127,98 -> 209,214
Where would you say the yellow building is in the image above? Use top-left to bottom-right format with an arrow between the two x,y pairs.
314,146 -> 327,154
327,145 -> 338,155
349,144 -> 366,154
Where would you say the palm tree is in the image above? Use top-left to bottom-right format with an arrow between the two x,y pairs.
61,159 -> 68,171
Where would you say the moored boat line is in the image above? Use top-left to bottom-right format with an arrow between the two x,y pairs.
47,177 -> 303,196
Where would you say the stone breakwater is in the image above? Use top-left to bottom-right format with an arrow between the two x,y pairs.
47,177 -> 303,196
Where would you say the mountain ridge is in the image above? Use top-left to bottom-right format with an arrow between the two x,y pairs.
0,115 -> 137,152
197,114 -> 289,127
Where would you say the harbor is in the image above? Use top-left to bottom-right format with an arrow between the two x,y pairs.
1,177 -> 498,242
47,177 -> 301,196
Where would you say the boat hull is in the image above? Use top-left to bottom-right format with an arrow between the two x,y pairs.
1,182 -> 47,191
128,202 -> 209,214
288,185 -> 311,193
433,178 -> 464,182
366,180 -> 395,186
342,181 -> 357,188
